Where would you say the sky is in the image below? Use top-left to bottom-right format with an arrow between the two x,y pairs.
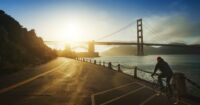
0,0 -> 200,50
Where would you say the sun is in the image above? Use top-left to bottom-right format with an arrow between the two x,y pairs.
56,19 -> 91,50
63,21 -> 83,43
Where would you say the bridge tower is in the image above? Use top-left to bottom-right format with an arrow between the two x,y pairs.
88,40 -> 95,54
137,19 -> 144,56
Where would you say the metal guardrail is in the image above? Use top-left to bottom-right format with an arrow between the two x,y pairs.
185,77 -> 200,90
137,68 -> 153,74
76,57 -> 200,95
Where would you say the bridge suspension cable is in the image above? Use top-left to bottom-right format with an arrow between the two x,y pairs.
143,20 -> 158,36
143,20 -> 166,43
96,21 -> 136,41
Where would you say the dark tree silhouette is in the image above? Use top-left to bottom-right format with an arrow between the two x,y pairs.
0,10 -> 56,75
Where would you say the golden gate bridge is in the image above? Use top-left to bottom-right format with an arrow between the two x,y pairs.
45,19 -> 200,56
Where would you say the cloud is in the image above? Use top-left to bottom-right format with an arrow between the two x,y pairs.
143,14 -> 200,44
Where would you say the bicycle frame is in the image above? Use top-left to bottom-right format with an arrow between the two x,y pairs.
152,74 -> 180,104
151,75 -> 172,98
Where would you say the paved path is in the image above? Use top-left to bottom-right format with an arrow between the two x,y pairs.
0,58 -> 199,105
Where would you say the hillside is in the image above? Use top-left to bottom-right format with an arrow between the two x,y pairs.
0,10 -> 56,74
100,45 -> 200,56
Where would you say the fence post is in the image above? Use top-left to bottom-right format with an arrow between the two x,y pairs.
134,66 -> 137,78
90,59 -> 91,63
118,64 -> 121,72
108,62 -> 112,69
172,72 -> 187,96
103,62 -> 105,67
94,60 -> 96,64
99,61 -> 101,65
83,58 -> 85,62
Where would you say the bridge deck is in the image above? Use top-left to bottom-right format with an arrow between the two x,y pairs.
45,41 -> 200,47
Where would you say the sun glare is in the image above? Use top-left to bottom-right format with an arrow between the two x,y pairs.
63,20 -> 84,43
46,17 -> 93,50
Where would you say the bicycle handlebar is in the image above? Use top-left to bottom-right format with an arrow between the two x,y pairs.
151,73 -> 161,80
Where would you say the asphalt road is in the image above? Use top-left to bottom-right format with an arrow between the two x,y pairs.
0,58 -> 134,105
0,58 -> 198,105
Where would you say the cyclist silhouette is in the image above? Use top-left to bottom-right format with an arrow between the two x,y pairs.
151,57 -> 173,90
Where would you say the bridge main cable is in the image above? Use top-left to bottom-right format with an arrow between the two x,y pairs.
96,21 -> 136,41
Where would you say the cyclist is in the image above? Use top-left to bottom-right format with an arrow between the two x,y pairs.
151,57 -> 173,92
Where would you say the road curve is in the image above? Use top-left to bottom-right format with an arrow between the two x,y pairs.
0,57 -> 133,105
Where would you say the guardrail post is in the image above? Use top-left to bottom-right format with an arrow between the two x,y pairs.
108,62 -> 112,69
83,58 -> 85,62
103,62 -> 105,67
118,64 -> 121,72
94,60 -> 96,64
172,73 -> 187,96
134,67 -> 137,78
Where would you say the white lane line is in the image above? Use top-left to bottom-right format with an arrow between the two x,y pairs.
91,82 -> 137,105
0,61 -> 68,94
93,82 -> 136,96
139,94 -> 157,105
136,82 -> 191,105
91,93 -> 95,105
100,86 -> 145,105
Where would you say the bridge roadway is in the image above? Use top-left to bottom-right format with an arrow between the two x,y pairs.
45,41 -> 200,47
0,58 -> 198,105
94,42 -> 200,47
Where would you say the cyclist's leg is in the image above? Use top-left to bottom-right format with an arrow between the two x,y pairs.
166,75 -> 172,86
166,75 -> 173,97
171,75 -> 181,103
